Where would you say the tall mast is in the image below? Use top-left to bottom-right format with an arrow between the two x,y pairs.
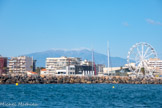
93,50 -> 96,75
92,49 -> 97,75
107,41 -> 110,75
92,49 -> 94,75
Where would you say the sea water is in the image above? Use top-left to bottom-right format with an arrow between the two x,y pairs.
0,84 -> 162,108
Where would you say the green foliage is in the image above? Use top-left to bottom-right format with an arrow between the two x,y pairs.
120,66 -> 123,70
36,67 -> 45,75
141,67 -> 145,75
36,67 -> 40,74
116,72 -> 127,76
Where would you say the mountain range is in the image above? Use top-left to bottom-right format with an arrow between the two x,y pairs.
25,49 -> 128,67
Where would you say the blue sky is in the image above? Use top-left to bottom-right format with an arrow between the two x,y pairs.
0,0 -> 162,59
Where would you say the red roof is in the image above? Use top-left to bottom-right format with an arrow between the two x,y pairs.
41,69 -> 47,71
27,71 -> 38,74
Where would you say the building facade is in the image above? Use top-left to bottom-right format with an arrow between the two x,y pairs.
103,66 -> 130,76
46,56 -> 81,75
56,65 -> 75,75
8,56 -> 34,74
147,58 -> 162,75
75,65 -> 93,75
0,56 -> 8,75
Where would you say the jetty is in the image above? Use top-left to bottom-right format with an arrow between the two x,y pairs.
0,75 -> 162,84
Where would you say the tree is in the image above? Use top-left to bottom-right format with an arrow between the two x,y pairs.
30,65 -> 33,71
3,67 -> 8,74
141,67 -> 145,75
40,67 -> 45,70
35,67 -> 45,75
120,66 -> 123,70
36,67 -> 40,75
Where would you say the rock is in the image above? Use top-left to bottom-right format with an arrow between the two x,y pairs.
86,81 -> 91,84
0,75 -> 162,84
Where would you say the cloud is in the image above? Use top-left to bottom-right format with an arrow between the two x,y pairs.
146,18 -> 162,25
122,22 -> 129,27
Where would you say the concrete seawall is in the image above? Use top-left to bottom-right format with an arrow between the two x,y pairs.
0,76 -> 162,84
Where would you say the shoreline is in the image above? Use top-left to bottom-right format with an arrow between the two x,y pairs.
0,76 -> 162,84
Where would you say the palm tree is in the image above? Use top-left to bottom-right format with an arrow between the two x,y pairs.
141,67 -> 145,75
30,65 -> 33,71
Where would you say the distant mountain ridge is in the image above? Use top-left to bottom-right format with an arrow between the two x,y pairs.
25,49 -> 128,67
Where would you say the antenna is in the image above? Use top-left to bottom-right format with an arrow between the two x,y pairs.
92,49 -> 94,75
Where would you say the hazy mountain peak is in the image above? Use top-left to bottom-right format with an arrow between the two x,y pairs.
50,48 -> 91,52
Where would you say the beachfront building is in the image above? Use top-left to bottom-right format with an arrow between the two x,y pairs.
0,55 -> 8,75
103,66 -> 130,76
56,65 -> 75,75
46,56 -> 81,75
74,64 -> 105,76
8,56 -> 35,75
41,66 -> 76,76
45,56 -> 105,76
147,58 -> 162,75
26,71 -> 38,77
75,65 -> 93,76
40,69 -> 48,75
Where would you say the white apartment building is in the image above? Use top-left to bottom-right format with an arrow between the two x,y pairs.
46,56 -> 81,75
147,58 -> 162,73
41,66 -> 75,76
56,65 -> 75,75
8,56 -> 34,74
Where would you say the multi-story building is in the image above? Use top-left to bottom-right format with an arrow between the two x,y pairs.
56,65 -> 75,75
45,56 -> 105,76
147,58 -> 162,75
0,56 -> 8,75
41,66 -> 76,76
148,58 -> 162,70
46,56 -> 81,75
8,56 -> 35,74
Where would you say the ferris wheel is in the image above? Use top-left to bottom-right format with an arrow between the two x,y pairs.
127,42 -> 158,76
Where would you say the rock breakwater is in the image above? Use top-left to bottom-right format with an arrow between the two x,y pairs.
0,76 -> 162,84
